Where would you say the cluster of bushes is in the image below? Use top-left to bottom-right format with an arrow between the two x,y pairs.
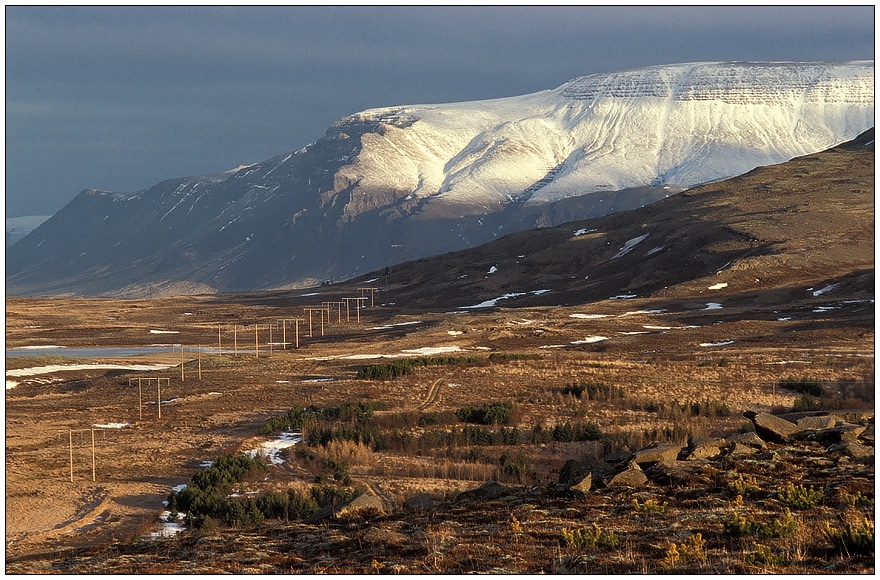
778,377 -> 825,397
168,454 -> 315,530
486,353 -> 541,362
455,401 -> 517,425
560,381 -> 624,401
723,509 -> 796,538
633,398 -> 732,419
260,401 -> 387,435
356,355 -> 484,380
532,421 -> 602,443
166,453 -> 366,531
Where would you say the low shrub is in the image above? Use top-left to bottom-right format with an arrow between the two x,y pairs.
823,518 -> 874,556
728,474 -> 761,500
778,482 -> 823,510
723,509 -> 796,538
745,544 -> 787,567
560,523 -> 620,549
632,498 -> 667,514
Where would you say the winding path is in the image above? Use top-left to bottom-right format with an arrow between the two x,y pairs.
418,374 -> 449,411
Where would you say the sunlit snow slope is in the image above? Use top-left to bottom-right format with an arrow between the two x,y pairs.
334,61 -> 873,215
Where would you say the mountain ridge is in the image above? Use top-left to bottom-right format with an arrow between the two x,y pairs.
6,61 -> 873,297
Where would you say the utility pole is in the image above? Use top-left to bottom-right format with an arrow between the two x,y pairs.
218,324 -> 222,357
180,344 -> 185,382
255,325 -> 259,359
234,325 -> 238,356
68,430 -> 74,482
198,345 -> 202,380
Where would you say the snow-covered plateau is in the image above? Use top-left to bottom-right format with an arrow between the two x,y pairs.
334,61 -> 873,211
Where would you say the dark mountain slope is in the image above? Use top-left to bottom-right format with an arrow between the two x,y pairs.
365,129 -> 874,317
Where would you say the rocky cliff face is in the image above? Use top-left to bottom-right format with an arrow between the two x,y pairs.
6,61 -> 874,297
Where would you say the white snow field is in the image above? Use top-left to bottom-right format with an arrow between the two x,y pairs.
330,61 -> 872,215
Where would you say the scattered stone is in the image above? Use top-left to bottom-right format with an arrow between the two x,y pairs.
403,493 -> 433,512
632,443 -> 681,466
743,410 -> 799,443
606,468 -> 647,487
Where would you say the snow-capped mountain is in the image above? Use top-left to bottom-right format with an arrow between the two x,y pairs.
6,61 -> 874,297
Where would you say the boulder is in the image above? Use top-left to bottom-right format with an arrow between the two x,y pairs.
796,415 -> 837,430
685,437 -> 725,461
335,494 -> 386,519
743,411 -> 798,443
403,493 -> 433,512
558,459 -> 590,485
726,442 -> 756,457
645,460 -> 711,487
303,505 -> 336,524
827,440 -> 874,459
811,423 -> 867,445
632,444 -> 682,466
569,472 -> 593,493
362,526 -> 408,548
859,425 -> 874,445
457,480 -> 510,502
725,431 -> 766,449
606,468 -> 648,487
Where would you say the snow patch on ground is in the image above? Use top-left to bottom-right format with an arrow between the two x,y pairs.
573,228 -> 597,236
447,330 -> 464,335
700,340 -> 734,347
149,330 -> 179,334
245,432 -> 302,465
619,309 -> 666,317
703,303 -> 723,310
707,282 -> 728,290
611,233 -> 649,259
569,313 -> 612,319
367,321 -> 424,330
93,423 -> 129,429
609,294 -> 638,300
402,346 -> 464,356
811,283 -> 840,296
6,363 -> 174,378
461,290 -> 550,309
487,265 -> 498,275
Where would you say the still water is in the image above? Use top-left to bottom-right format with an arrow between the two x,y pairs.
6,346 -> 222,358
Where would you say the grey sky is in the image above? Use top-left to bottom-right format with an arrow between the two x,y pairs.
5,5 -> 874,217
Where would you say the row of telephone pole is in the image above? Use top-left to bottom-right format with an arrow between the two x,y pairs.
59,287 -> 382,483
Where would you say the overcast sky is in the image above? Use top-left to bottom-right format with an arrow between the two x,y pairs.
5,5 -> 874,218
